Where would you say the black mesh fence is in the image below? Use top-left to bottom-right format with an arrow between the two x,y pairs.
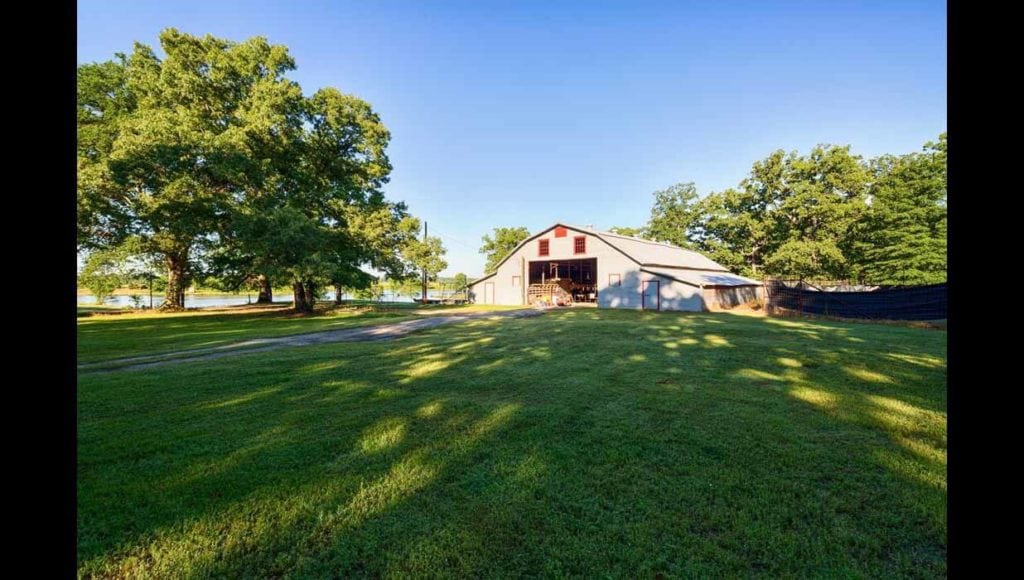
764,279 -> 947,321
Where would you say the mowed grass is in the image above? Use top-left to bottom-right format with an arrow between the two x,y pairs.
77,309 -> 946,577
77,302 -> 517,364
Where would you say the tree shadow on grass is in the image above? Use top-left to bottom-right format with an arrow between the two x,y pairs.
77,310 -> 946,577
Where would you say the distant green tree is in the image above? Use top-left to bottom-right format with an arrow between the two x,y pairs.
645,182 -> 705,249
698,149 -> 793,277
641,136 -> 944,283
852,133 -> 947,284
79,256 -> 122,305
354,280 -> 385,302
696,146 -> 869,279
761,145 -> 870,279
608,226 -> 645,238
331,272 -> 375,304
452,272 -> 468,290
403,222 -> 448,300
79,241 -> 147,303
479,227 -> 530,273
693,187 -> 773,277
396,277 -> 422,300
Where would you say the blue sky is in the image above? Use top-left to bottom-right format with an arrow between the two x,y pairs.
78,0 -> 946,277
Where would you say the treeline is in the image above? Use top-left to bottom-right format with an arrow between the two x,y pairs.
78,29 -> 448,311
615,134 -> 946,284
348,273 -> 471,302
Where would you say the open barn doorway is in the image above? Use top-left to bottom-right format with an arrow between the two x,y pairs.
527,258 -> 598,306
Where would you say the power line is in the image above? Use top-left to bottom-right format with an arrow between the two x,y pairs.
432,228 -> 476,250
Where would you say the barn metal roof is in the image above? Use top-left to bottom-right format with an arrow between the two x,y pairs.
569,225 -> 730,272
640,266 -> 762,288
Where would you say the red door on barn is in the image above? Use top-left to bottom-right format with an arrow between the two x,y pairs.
641,280 -> 660,311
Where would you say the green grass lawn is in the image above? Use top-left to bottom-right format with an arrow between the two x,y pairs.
77,309 -> 946,577
77,302 -> 517,364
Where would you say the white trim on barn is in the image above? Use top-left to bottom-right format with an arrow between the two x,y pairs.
467,223 -> 763,312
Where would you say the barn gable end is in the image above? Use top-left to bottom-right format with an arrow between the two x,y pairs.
467,222 -> 761,311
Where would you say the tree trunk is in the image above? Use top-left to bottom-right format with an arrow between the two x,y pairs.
160,252 -> 188,311
305,281 -> 318,310
749,244 -> 762,277
256,274 -> 273,303
292,281 -> 314,313
334,283 -> 344,305
292,281 -> 304,311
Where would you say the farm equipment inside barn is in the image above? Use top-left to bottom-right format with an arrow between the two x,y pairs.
527,258 -> 597,306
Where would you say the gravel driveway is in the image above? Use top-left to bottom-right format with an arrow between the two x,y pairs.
79,308 -> 547,374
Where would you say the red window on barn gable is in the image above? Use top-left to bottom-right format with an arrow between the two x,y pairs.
554,226 -> 568,238
538,239 -> 550,256
574,236 -> 586,254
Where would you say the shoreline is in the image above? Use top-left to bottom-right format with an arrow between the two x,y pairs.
76,288 -> 292,297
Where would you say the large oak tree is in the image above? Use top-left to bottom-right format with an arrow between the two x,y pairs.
642,137 -> 944,282
78,29 -> 411,312
78,30 -> 303,309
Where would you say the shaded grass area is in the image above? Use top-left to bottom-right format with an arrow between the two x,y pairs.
77,303 -> 517,364
78,310 -> 946,577
77,305 -> 129,316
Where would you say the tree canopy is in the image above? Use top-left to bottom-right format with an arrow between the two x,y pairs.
403,221 -> 449,284
645,182 -> 704,249
479,227 -> 530,273
853,134 -> 947,284
640,135 -> 946,283
78,29 -> 422,311
608,226 -> 645,238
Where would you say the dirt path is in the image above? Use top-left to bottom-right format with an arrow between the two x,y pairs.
79,308 -> 547,374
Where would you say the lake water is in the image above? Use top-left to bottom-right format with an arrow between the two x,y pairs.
77,289 -> 453,309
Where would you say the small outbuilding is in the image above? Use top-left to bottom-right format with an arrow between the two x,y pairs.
467,223 -> 762,312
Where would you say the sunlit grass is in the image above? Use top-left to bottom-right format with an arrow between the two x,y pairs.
359,418 -> 409,454
78,309 -> 946,577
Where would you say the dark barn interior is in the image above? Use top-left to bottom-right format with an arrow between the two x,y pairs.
528,258 -> 598,303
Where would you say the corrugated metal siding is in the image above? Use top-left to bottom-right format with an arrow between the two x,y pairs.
597,270 -> 705,311
703,286 -> 764,310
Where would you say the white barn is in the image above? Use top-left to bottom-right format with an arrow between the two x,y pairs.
466,223 -> 762,312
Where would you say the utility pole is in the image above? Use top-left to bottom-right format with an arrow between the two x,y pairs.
421,221 -> 428,304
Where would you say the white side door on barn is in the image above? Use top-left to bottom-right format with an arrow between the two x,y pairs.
483,282 -> 495,304
642,280 -> 660,311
